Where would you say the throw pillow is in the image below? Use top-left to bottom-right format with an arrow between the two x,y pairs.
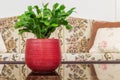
90,28 -> 120,53
87,21 -> 120,51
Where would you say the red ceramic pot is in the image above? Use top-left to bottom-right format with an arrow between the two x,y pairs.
25,39 -> 61,72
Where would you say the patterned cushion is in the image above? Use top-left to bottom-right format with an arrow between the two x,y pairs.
52,17 -> 93,53
87,21 -> 120,51
0,52 -> 120,62
90,28 -> 120,53
0,33 -> 7,52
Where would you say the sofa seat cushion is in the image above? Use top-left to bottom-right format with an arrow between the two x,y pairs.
0,53 -> 120,61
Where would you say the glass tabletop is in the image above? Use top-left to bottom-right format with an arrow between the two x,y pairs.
0,61 -> 120,80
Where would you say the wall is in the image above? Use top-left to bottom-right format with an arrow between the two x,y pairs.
0,0 -> 119,21
117,0 -> 120,21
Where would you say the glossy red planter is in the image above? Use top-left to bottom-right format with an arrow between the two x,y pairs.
25,39 -> 61,72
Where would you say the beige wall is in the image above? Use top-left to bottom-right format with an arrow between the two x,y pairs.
116,0 -> 120,21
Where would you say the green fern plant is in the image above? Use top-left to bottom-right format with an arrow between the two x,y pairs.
14,3 -> 75,38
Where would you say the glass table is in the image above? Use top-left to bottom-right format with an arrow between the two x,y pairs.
0,61 -> 120,80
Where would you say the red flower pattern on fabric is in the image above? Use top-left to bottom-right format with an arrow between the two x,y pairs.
101,41 -> 107,48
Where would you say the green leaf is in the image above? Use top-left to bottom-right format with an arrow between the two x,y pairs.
43,3 -> 49,8
59,5 -> 65,10
40,19 -> 50,26
51,23 -> 58,27
44,22 -> 50,26
60,20 -> 68,25
43,8 -> 52,18
41,28 -> 47,34
53,3 -> 59,9
28,6 -> 33,11
66,24 -> 72,29
66,7 -> 75,15
18,29 -> 30,35
34,5 -> 41,14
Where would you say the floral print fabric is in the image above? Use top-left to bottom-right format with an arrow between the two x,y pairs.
90,28 -> 120,53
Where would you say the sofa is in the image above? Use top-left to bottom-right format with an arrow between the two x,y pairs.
0,16 -> 120,80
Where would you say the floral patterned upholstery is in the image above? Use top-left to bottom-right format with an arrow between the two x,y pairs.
0,16 -> 120,80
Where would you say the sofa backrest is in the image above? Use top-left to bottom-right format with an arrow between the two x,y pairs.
0,16 -> 93,53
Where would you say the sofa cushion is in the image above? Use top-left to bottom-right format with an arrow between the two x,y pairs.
0,33 -> 7,53
90,28 -> 120,53
87,21 -> 120,51
0,52 -> 120,62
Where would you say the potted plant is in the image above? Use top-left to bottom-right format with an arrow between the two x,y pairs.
14,3 -> 75,73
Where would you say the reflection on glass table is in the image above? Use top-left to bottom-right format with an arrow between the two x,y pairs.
26,71 -> 60,80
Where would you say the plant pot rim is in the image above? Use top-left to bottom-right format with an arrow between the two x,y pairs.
27,38 -> 59,40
